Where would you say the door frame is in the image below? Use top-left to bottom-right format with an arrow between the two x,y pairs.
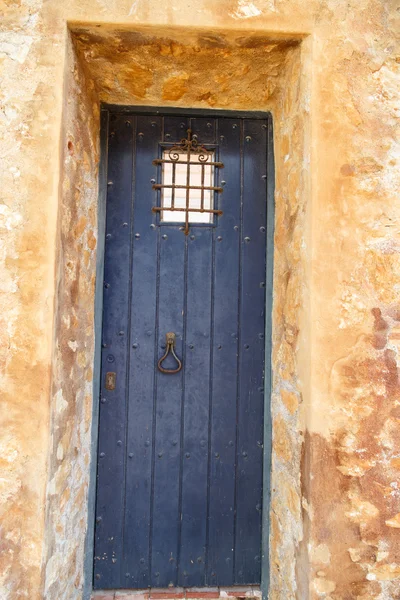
84,106 -> 275,600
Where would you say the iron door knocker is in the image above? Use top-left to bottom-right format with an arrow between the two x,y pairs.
158,332 -> 183,374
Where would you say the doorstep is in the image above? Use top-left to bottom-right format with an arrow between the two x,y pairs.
92,586 -> 261,600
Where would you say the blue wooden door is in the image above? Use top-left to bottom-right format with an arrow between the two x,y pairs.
94,112 -> 269,591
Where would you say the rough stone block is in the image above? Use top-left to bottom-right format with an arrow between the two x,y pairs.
115,592 -> 149,600
186,590 -> 219,599
92,592 -> 115,600
149,588 -> 185,599
220,587 -> 254,598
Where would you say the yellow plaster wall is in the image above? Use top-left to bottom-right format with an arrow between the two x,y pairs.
0,1 -> 399,600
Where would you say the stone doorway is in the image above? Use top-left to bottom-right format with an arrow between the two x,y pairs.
44,24 -> 310,600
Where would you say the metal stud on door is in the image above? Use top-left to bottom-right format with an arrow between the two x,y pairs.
94,113 -> 268,591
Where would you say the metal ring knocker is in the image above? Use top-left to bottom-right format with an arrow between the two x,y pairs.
158,332 -> 183,374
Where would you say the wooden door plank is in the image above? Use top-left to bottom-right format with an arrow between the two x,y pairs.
178,117 -> 216,587
261,115 -> 275,599
234,119 -> 267,584
94,114 -> 135,589
123,115 -> 162,588
150,117 -> 188,588
206,118 -> 242,587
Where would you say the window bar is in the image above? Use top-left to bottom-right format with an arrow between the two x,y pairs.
171,162 -> 176,210
156,207 -> 222,214
185,134 -> 191,235
200,163 -> 205,213
154,159 -> 223,167
153,184 -> 223,192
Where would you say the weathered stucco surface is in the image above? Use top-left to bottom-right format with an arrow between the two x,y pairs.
43,33 -> 99,599
0,1 -> 399,600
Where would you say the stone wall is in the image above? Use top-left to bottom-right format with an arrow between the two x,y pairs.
0,2 -> 399,600
43,31 -> 99,599
268,41 -> 310,600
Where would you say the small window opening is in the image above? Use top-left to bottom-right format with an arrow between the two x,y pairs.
161,150 -> 214,224
152,129 -> 224,235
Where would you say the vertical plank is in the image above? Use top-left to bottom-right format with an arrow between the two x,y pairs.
261,114 -> 274,600
150,116 -> 187,588
178,118 -> 215,587
123,116 -> 162,589
234,119 -> 267,584
94,114 -> 134,589
206,118 -> 242,587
